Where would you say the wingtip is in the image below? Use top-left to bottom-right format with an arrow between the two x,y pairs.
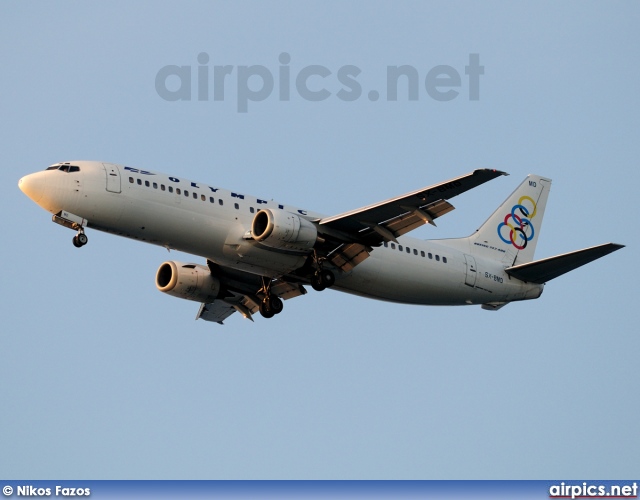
475,168 -> 509,177
598,242 -> 625,251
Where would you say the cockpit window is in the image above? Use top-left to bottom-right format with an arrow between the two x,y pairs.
45,164 -> 80,173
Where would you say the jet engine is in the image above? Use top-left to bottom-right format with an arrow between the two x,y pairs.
155,261 -> 222,303
251,209 -> 318,252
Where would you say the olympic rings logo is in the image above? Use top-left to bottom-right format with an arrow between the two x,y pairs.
497,196 -> 537,250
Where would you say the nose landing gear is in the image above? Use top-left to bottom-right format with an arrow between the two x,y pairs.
52,211 -> 89,248
72,230 -> 88,248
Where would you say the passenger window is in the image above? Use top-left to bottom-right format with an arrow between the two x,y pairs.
413,249 -> 418,255
169,186 -> 174,193
234,203 -> 239,209
443,257 -> 447,263
428,253 -> 433,259
436,255 -> 440,261
137,179 -> 142,185
153,182 -> 158,189
250,207 -> 255,213
161,184 -> 166,191
210,197 -> 214,203
193,192 -> 197,199
129,177 -> 134,183
201,194 -> 205,201
145,181 -> 150,187
219,199 -> 223,206
391,243 -> 396,249
176,188 -> 181,195
406,247 -> 411,253
421,251 -> 425,257
383,242 -> 388,247
184,190 -> 189,197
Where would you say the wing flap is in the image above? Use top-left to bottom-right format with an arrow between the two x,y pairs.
197,301 -> 238,324
382,199 -> 455,238
505,243 -> 624,284
328,243 -> 372,272
270,280 -> 308,300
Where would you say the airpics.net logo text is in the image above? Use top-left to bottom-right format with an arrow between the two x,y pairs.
549,482 -> 638,499
155,52 -> 484,112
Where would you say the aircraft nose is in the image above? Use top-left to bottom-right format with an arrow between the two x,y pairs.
18,173 -> 44,203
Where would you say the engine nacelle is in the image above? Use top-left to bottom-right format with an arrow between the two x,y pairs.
155,261 -> 222,303
251,209 -> 318,252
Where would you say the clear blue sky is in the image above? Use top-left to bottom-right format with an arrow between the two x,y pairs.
1,1 -> 638,479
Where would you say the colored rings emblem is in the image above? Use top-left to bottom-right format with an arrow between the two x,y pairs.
497,196 -> 537,250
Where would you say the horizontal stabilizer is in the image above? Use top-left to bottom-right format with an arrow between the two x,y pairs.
505,243 -> 624,284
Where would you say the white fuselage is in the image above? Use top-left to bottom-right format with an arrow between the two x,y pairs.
19,161 -> 543,307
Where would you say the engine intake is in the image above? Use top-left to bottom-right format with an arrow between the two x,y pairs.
251,209 -> 318,252
156,261 -> 221,303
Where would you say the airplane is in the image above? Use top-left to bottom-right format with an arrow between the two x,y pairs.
18,161 -> 623,324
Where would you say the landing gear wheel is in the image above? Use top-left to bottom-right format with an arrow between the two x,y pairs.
73,232 -> 88,248
269,295 -> 284,315
259,298 -> 275,319
77,233 -> 88,246
311,274 -> 326,292
311,269 -> 335,291
319,269 -> 335,288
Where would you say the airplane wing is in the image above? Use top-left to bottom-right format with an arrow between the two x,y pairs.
505,243 -> 625,284
316,169 -> 507,271
196,264 -> 307,324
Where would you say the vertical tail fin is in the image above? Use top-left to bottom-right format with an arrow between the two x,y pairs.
469,174 -> 551,265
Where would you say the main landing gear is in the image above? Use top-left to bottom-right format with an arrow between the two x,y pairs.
310,269 -> 335,291
72,230 -> 88,248
309,251 -> 335,292
259,294 -> 284,319
258,277 -> 284,319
